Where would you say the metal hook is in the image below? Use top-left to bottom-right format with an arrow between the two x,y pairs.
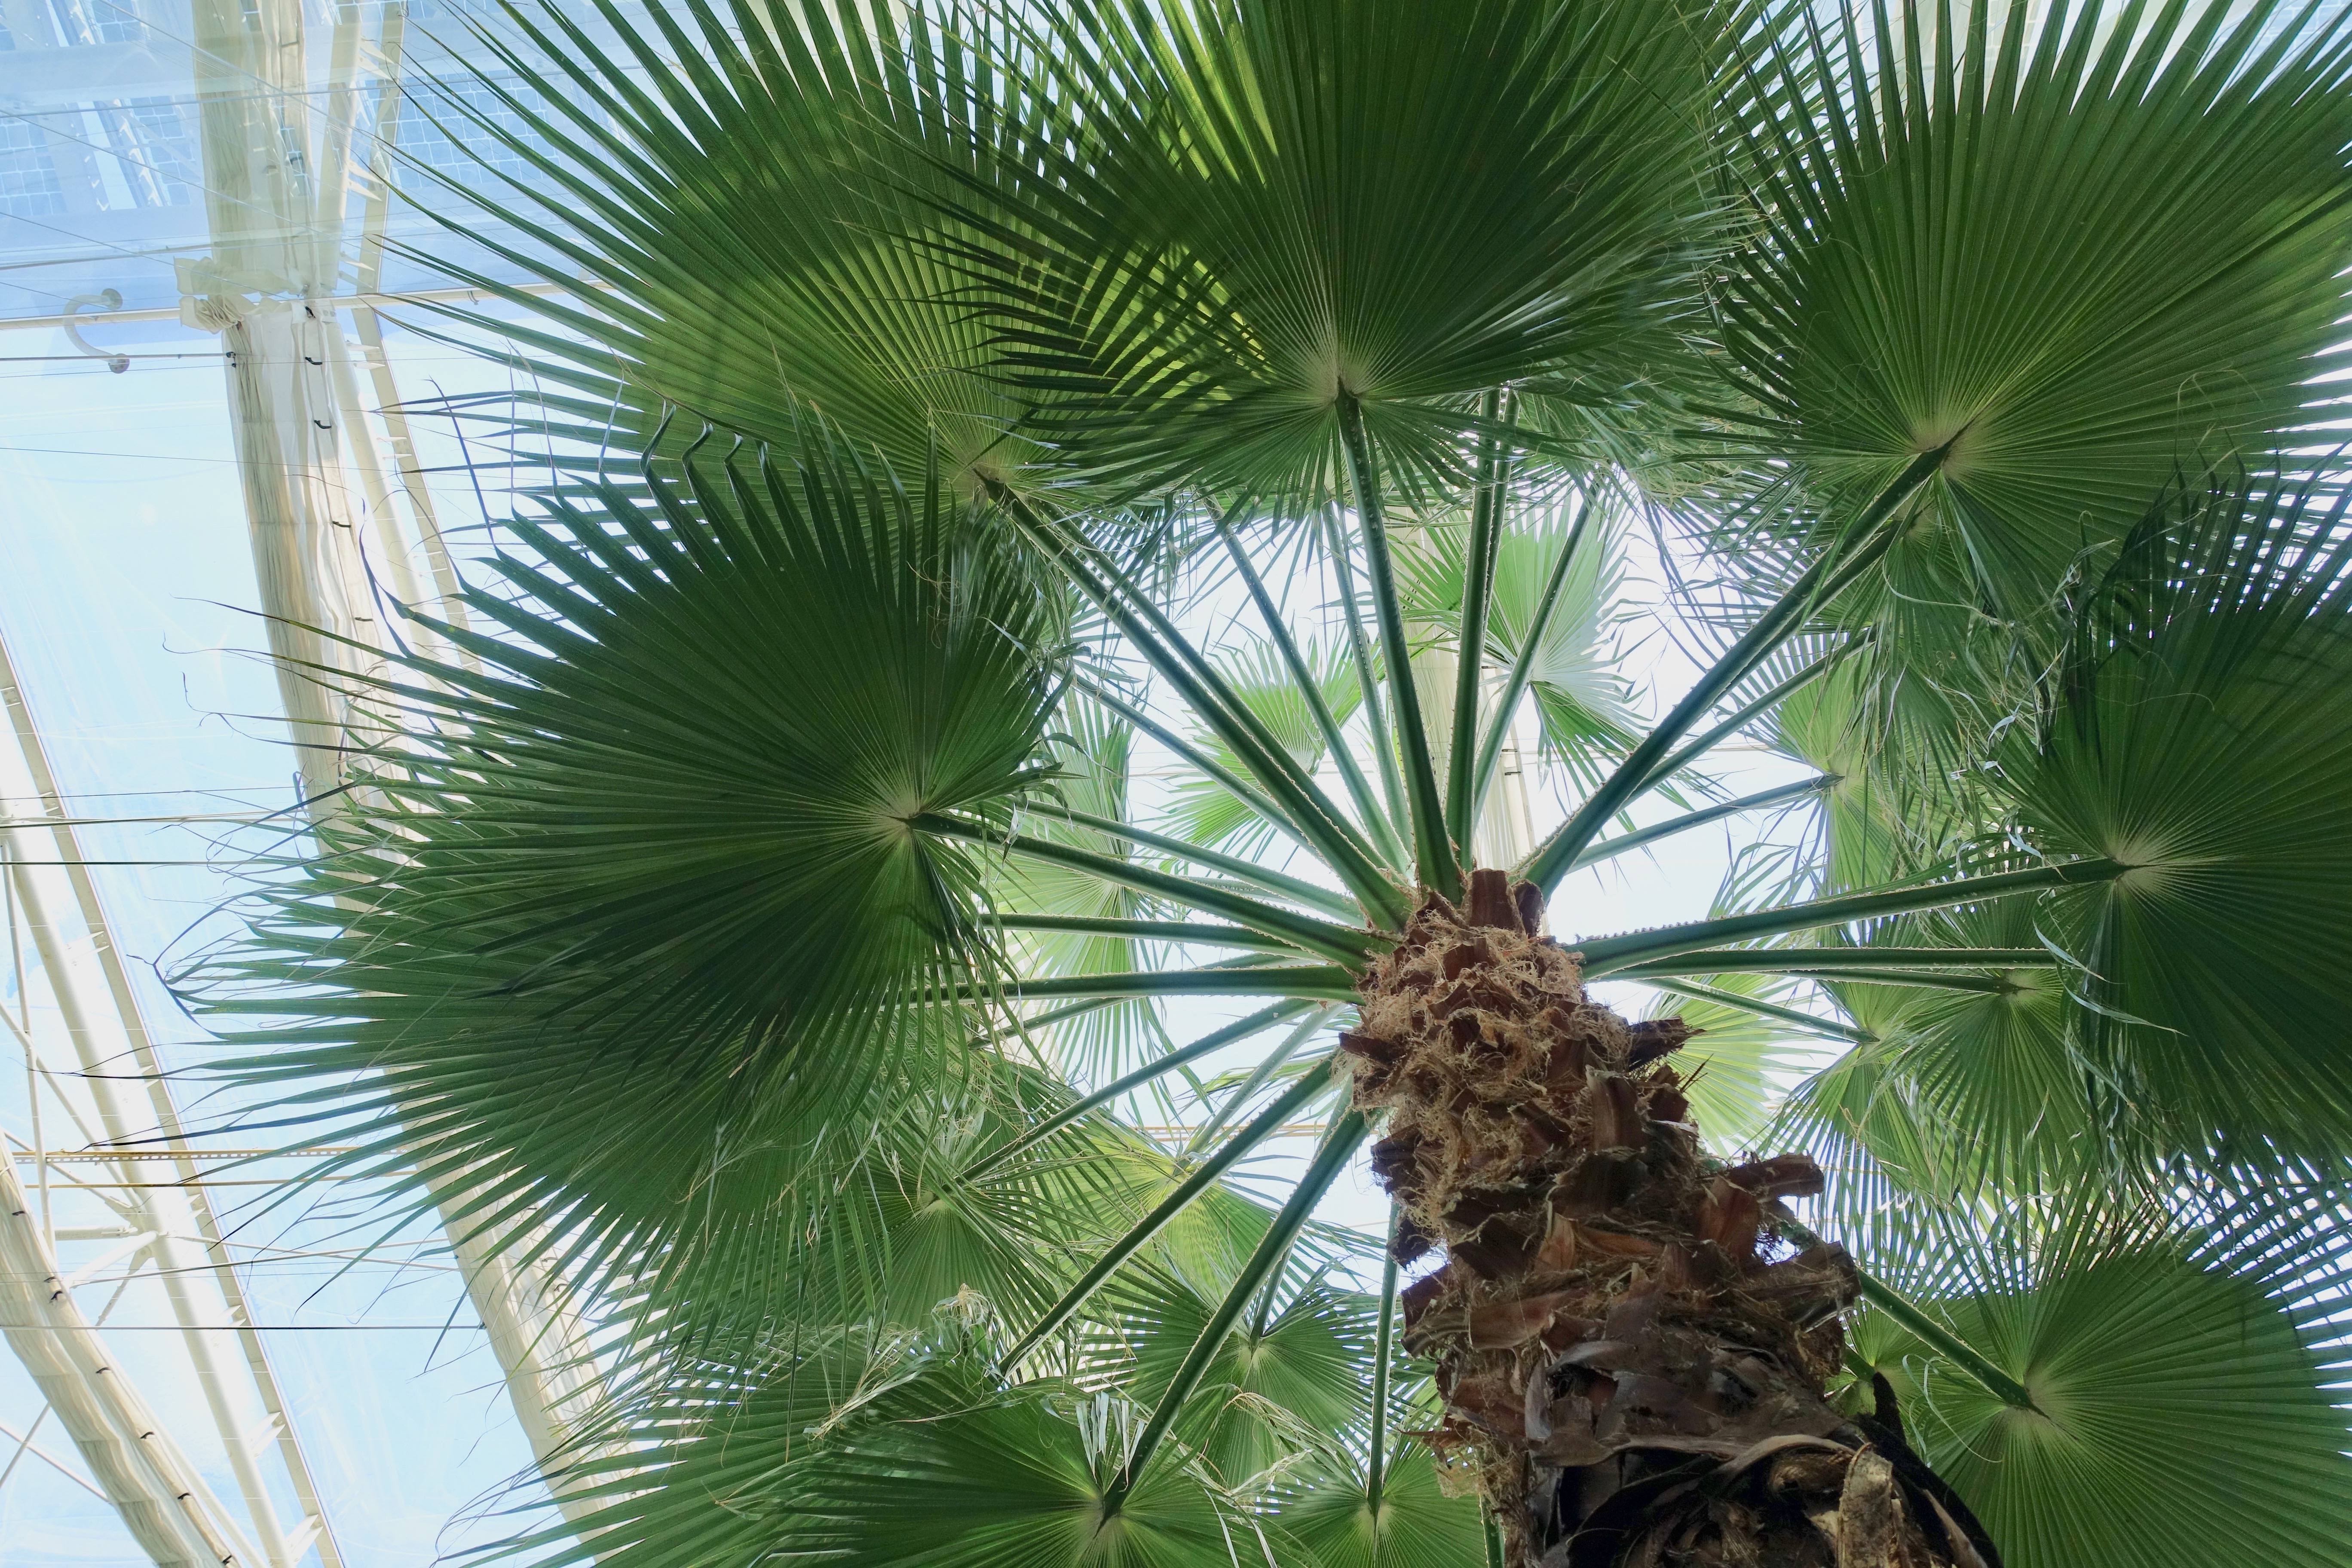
62,290 -> 129,374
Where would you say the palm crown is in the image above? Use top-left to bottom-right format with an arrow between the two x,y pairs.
199,3 -> 2352,1566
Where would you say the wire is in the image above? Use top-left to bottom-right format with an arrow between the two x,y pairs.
0,238 -> 219,276
0,353 -> 220,363
0,1322 -> 491,1331
0,208 -> 193,271
0,438 -> 478,481
0,107 -> 284,231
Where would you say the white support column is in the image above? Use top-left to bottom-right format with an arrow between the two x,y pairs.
176,0 -> 617,1545
191,0 -> 375,808
220,299 -> 380,808
1473,688 -> 1540,875
434,1211 -> 615,1498
345,1 -> 476,650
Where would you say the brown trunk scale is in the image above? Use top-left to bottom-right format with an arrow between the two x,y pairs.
1341,869 -> 2003,1568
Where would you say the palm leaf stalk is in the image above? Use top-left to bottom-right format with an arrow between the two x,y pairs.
1217,513 -> 1413,872
1338,394 -> 1462,900
1447,390 -> 1516,869
1326,506 -> 1416,839
199,3 -> 2352,1567
1469,484 -> 1593,820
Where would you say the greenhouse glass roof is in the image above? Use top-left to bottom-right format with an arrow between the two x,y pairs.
0,4 -> 624,1561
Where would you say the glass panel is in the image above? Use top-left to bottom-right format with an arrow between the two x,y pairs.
0,3 -> 630,1560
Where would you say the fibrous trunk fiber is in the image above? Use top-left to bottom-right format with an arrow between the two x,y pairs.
1340,870 -> 2002,1568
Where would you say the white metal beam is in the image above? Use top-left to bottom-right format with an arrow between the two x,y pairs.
1,631 -> 343,1568
0,1413 -> 114,1500
0,1148 -> 251,1565
335,0 -> 476,662
175,0 -> 619,1546
0,279 -> 583,333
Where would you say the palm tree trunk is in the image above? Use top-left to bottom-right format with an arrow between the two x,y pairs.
1342,870 -> 2002,1568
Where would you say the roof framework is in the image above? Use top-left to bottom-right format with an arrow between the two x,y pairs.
0,2 -> 630,1559
3,629 -> 334,1566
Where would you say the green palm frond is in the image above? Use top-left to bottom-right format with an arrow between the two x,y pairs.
1725,0 -> 2352,684
1636,975 -> 1834,1152
1842,905 -> 2087,1189
790,1383 -> 1262,1568
191,430 -> 1069,1339
518,1350 -> 1261,1568
1764,650 -> 1986,886
485,1324 -> 937,1568
398,0 -> 1063,498
2006,469 -> 2352,1158
1840,1200 -> 2352,1568
1090,1265 -> 1374,1489
950,0 -> 1726,499
999,730 -> 1141,958
1719,464 -> 2352,1183
1268,1446 -> 1489,1568
1395,500 -> 1645,790
1161,641 -> 1363,858
996,699 -> 1170,1078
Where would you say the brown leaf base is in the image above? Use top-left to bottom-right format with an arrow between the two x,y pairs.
1342,871 -> 2001,1568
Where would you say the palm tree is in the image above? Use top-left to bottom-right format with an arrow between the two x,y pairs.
197,2 -> 2352,1565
